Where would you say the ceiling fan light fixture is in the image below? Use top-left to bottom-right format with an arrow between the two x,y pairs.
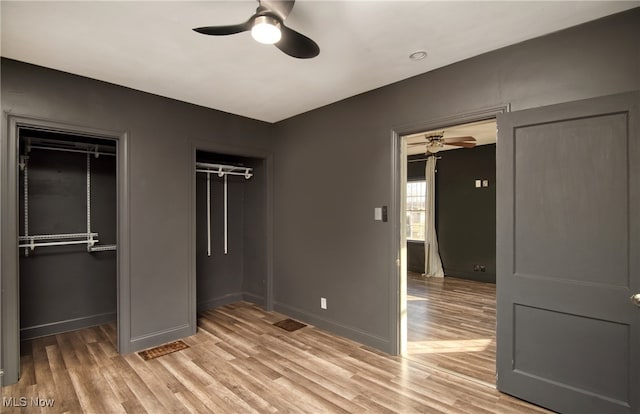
251,15 -> 282,44
426,137 -> 444,153
193,0 -> 319,59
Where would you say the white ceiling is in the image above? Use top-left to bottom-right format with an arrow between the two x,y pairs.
1,1 -> 637,123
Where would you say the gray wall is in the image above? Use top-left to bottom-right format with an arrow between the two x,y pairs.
19,145 -> 117,339
272,9 -> 640,352
1,57 -> 274,367
437,144 -> 496,283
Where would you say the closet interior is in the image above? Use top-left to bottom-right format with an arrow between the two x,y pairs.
196,151 -> 266,312
18,128 -> 117,340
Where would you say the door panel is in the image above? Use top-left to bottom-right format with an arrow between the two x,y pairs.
514,304 -> 629,403
514,114 -> 628,285
497,91 -> 639,414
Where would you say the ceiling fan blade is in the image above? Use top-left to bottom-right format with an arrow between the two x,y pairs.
443,135 -> 475,143
447,141 -> 476,148
275,24 -> 319,59
193,19 -> 253,36
259,0 -> 295,20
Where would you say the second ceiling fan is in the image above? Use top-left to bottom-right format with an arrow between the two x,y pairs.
193,0 -> 320,59
409,133 -> 476,154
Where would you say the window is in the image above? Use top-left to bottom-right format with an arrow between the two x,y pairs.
406,180 -> 426,241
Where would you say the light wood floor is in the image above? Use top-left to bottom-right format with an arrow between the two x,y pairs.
1,302 -> 554,413
407,272 -> 497,385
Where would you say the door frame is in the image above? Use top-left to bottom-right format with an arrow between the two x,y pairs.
390,105 -> 508,355
1,114 -> 130,385
189,139 -> 274,328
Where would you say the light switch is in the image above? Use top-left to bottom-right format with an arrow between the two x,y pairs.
374,207 -> 382,221
482,180 -> 489,187
475,180 -> 481,188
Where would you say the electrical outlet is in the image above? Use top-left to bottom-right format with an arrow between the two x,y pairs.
320,297 -> 327,309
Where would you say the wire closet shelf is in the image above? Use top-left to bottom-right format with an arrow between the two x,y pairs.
18,138 -> 117,255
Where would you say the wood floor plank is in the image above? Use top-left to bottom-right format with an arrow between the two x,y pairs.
44,343 -> 82,413
229,356 -> 314,413
66,368 -> 115,414
31,337 -> 57,414
351,373 -> 448,414
258,348 -> 360,401
120,353 -> 189,413
272,376 -> 351,414
407,272 -> 498,385
110,355 -> 172,414
157,353 -> 241,413
194,351 -> 298,413
259,353 -> 364,413
2,301 -> 555,414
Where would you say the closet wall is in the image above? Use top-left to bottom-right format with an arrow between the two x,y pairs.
196,152 -> 266,311
19,131 -> 117,339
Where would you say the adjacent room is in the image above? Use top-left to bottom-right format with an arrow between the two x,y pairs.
1,2 -> 638,413
403,119 -> 497,386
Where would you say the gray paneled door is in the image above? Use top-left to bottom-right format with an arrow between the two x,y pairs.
496,91 -> 639,414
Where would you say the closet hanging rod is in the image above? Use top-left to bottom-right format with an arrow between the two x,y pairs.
195,162 -> 253,179
27,144 -> 116,157
196,169 -> 253,178
19,232 -> 98,241
19,239 -> 100,249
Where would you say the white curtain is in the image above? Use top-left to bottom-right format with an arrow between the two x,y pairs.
424,156 -> 444,278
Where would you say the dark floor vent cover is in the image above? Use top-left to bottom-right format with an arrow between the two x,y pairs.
274,318 -> 307,332
138,340 -> 189,361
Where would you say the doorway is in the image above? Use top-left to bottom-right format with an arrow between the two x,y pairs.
393,107 -> 505,385
1,116 -> 129,386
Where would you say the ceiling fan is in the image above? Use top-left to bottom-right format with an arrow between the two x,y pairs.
409,133 -> 476,154
193,0 -> 320,59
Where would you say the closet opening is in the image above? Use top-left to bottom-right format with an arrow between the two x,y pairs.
18,127 -> 118,350
195,150 -> 268,317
